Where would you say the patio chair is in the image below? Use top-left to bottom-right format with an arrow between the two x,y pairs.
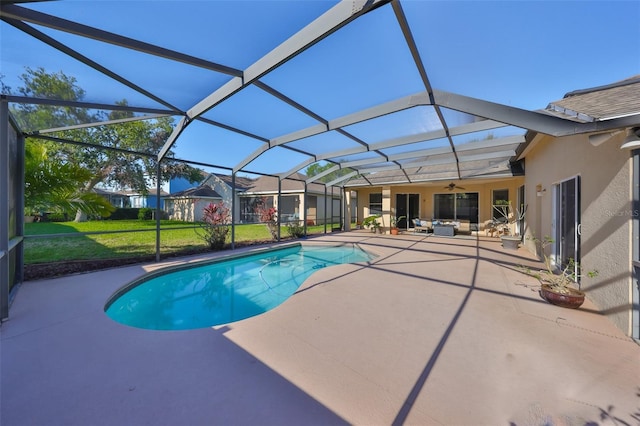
412,218 -> 432,234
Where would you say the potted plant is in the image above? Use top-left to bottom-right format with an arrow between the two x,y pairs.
492,200 -> 527,250
390,215 -> 406,235
362,215 -> 382,233
522,236 -> 598,308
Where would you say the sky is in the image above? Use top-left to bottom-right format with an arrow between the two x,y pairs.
1,0 -> 639,177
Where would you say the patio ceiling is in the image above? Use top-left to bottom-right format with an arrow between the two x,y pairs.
2,0 -> 640,187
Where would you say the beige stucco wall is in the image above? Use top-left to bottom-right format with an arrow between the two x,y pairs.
523,133 -> 633,334
168,198 -> 220,222
353,178 -> 524,231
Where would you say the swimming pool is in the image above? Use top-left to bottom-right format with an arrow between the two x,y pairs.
105,243 -> 374,330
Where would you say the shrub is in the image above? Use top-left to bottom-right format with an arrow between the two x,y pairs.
108,208 -> 140,220
43,212 -> 68,222
138,208 -> 153,220
286,220 -> 305,238
196,202 -> 231,250
254,198 -> 278,240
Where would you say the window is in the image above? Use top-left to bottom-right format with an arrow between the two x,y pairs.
492,189 -> 509,220
434,193 -> 479,226
240,196 -> 273,223
369,193 -> 382,215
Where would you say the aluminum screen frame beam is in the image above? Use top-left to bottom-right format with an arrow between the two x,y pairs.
0,3 -> 242,76
280,123 -> 518,181
1,16 -> 182,112
433,90 -> 640,136
2,95 -> 174,116
159,0 -> 391,162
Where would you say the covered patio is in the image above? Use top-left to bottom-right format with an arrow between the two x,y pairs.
2,232 -> 638,425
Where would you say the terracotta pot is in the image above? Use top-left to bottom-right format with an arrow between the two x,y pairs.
390,228 -> 399,235
540,284 -> 585,309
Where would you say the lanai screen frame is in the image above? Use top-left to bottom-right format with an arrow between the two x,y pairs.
3,0 -> 640,321
3,0 -> 638,188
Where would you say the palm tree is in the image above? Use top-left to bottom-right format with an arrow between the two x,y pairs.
24,141 -> 114,219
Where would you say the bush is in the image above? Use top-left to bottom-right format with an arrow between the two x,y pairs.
286,220 -> 305,238
138,208 -> 153,220
45,212 -> 68,222
254,198 -> 278,240
195,202 -> 231,250
108,208 -> 140,220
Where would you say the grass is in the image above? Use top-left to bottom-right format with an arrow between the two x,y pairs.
24,220 -> 336,264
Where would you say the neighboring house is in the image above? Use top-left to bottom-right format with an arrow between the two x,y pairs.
121,171 -> 207,210
128,189 -> 170,209
93,187 -> 129,208
164,185 -> 223,222
237,173 -> 343,225
200,173 -> 255,221
165,172 -> 346,225
345,75 -> 640,339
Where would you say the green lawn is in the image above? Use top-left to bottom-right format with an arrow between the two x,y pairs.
23,220 -> 334,264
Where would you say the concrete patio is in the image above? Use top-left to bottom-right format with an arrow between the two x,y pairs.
2,232 -> 639,425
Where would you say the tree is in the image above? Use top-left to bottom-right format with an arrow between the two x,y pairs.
24,140 -> 114,218
305,161 -> 354,184
8,67 -> 202,221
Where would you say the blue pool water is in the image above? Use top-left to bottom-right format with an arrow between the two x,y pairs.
105,244 -> 374,330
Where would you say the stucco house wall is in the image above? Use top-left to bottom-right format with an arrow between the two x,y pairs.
166,197 -> 222,222
203,175 -> 240,220
354,178 -> 525,231
523,132 -> 633,334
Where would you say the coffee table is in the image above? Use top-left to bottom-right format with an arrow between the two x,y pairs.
433,224 -> 456,237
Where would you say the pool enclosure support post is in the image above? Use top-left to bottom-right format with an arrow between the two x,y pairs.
155,160 -> 161,263
338,191 -> 346,231
0,99 -> 22,320
343,188 -> 351,231
303,182 -> 308,236
277,178 -> 281,241
15,116 -> 25,288
324,186 -> 328,234
231,173 -> 236,249
331,187 -> 335,231
0,99 -> 10,321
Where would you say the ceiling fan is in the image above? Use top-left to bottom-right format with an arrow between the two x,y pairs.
444,182 -> 465,191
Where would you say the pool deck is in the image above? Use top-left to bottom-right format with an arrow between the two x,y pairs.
2,232 -> 639,425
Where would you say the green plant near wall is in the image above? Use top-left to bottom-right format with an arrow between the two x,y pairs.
362,215 -> 382,233
390,215 -> 406,228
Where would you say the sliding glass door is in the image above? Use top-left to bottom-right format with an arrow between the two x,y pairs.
553,176 -> 580,276
395,193 -> 419,229
434,192 -> 479,228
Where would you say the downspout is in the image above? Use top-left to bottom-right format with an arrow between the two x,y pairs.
633,149 -> 639,341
